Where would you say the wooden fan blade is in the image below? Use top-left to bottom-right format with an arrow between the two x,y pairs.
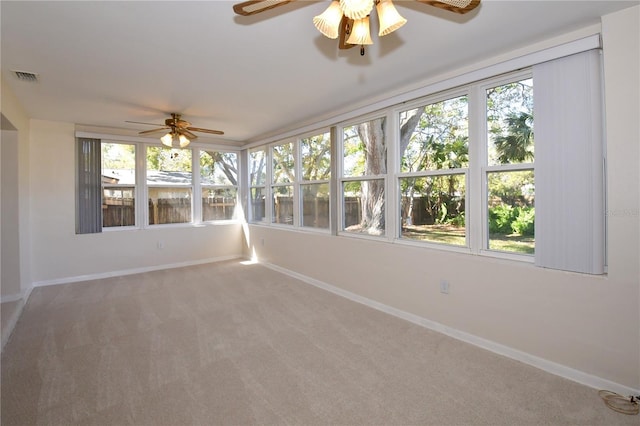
139,127 -> 170,135
233,0 -> 294,16
180,129 -> 198,140
126,120 -> 166,127
415,0 -> 481,14
338,16 -> 356,50
187,127 -> 225,136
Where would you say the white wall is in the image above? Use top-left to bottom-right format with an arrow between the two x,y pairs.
0,76 -> 31,301
244,7 -> 640,392
1,129 -> 20,297
29,119 -> 243,284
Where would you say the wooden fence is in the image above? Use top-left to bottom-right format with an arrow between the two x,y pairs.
103,195 -> 458,227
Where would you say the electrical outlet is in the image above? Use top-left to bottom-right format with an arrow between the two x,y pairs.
440,280 -> 450,294
157,241 -> 164,249
260,238 -> 265,246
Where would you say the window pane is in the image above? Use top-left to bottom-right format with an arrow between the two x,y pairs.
101,143 -> 136,228
250,187 -> 265,222
400,175 -> 466,246
272,142 -> 294,184
146,147 -> 192,184
343,117 -> 386,177
102,187 -> 135,227
343,179 -> 385,236
272,185 -> 293,225
148,187 -> 192,224
487,170 -> 535,254
302,183 -> 329,229
200,151 -> 237,185
487,79 -> 534,166
250,150 -> 266,186
400,96 -> 468,172
202,188 -> 237,221
301,132 -> 331,181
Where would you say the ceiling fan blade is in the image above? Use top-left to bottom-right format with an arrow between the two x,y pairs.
180,129 -> 198,140
126,120 -> 165,127
415,0 -> 481,14
233,0 -> 294,16
187,127 -> 225,136
338,16 -> 356,50
138,127 -> 170,135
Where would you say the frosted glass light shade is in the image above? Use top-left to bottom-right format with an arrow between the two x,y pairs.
161,133 -> 173,147
313,1 -> 343,39
376,0 -> 407,36
340,0 -> 374,20
346,16 -> 373,45
161,132 -> 190,148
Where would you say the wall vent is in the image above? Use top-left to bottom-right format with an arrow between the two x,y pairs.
12,70 -> 39,82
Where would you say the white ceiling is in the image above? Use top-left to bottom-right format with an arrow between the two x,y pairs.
1,1 -> 637,147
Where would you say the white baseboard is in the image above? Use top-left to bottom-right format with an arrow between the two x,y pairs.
1,298 -> 25,351
31,255 -> 242,288
262,261 -> 640,397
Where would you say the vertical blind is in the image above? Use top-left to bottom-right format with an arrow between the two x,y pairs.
76,138 -> 102,234
533,49 -> 605,274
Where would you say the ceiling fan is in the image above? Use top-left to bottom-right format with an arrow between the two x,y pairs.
233,0 -> 480,55
126,113 -> 224,148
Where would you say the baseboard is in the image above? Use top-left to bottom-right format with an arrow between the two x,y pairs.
262,261 -> 640,397
1,298 -> 25,351
31,255 -> 242,288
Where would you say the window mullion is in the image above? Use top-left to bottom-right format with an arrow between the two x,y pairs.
138,142 -> 148,228
468,84 -> 486,254
192,147 -> 201,224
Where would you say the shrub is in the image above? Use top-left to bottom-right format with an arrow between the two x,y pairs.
511,206 -> 535,236
489,204 -> 516,234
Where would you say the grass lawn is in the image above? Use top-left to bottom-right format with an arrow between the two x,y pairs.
402,224 -> 534,254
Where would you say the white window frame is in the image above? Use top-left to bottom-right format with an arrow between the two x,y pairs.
478,71 -> 535,261
393,88 -> 471,251
101,140 -> 139,231
336,112 -> 390,241
198,148 -> 240,223
298,129 -> 332,233
248,148 -> 267,223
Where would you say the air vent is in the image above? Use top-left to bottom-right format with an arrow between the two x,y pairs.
12,70 -> 39,82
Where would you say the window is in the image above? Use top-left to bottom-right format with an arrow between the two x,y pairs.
398,95 -> 468,246
244,46 -> 604,273
249,149 -> 266,222
200,150 -> 238,221
271,142 -> 295,225
485,78 -> 534,254
300,132 -> 331,229
341,117 -> 387,236
147,147 -> 193,225
101,142 -> 136,228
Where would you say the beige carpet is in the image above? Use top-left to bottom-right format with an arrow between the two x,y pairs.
1,260 -> 635,425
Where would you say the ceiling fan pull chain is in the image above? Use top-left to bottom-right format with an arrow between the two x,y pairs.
360,45 -> 365,56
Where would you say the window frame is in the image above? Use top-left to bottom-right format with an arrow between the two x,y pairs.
478,71 -> 535,261
336,112 -> 390,240
198,149 -> 240,223
100,140 -> 139,231
393,89 -> 471,250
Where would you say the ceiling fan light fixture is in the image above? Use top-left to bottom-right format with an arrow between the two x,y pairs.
377,0 -> 407,36
161,131 -> 191,148
346,16 -> 373,45
313,1 -> 344,39
340,0 -> 374,20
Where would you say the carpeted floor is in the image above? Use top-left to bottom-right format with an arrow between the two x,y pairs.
1,260 -> 636,425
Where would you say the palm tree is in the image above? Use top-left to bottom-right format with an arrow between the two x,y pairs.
493,112 -> 534,164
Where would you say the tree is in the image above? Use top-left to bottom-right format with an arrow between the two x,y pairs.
492,112 -> 534,164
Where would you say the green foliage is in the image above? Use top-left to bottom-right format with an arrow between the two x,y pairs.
511,207 -> 535,236
489,205 -> 534,236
